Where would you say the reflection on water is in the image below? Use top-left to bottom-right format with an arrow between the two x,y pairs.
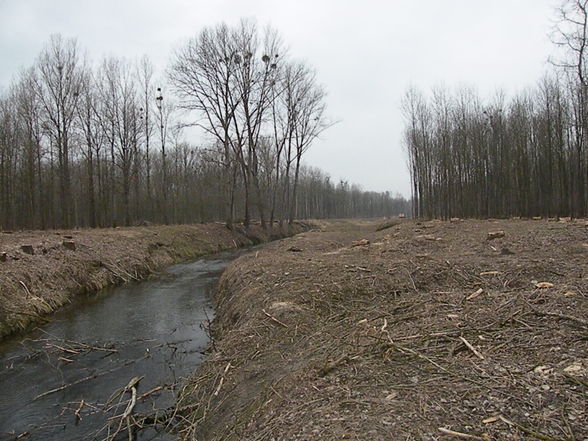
0,248 -> 245,441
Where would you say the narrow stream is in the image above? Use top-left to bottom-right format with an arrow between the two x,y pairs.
0,248 -> 248,441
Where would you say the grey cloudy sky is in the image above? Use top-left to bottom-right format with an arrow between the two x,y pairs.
0,0 -> 559,196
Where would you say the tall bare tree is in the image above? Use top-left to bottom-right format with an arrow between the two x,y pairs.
34,35 -> 83,227
170,23 -> 241,227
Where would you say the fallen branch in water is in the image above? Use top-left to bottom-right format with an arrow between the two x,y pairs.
137,384 -> 167,401
74,399 -> 85,421
37,329 -> 118,353
105,376 -> 143,441
44,343 -> 80,355
34,371 -> 111,401
1,431 -> 30,440
34,357 -> 147,401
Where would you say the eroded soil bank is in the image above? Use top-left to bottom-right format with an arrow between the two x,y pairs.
175,218 -> 588,440
0,222 -> 306,339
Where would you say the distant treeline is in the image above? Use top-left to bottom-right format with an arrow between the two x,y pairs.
404,0 -> 588,219
0,23 -> 406,230
293,167 -> 410,219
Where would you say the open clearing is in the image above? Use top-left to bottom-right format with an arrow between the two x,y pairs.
177,218 -> 588,440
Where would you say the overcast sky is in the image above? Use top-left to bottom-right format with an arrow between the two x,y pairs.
0,0 -> 560,196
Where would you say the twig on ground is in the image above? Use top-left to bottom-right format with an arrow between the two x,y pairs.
531,311 -> 588,329
262,308 -> 289,328
459,336 -> 485,360
438,427 -> 487,440
318,355 -> 350,377
498,415 -> 567,441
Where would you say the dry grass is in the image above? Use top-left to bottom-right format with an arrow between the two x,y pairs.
174,218 -> 588,440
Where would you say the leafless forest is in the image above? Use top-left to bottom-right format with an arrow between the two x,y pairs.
0,21 -> 409,230
404,0 -> 588,219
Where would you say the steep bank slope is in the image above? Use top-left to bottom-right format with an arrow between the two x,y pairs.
0,222 -> 307,339
176,219 -> 588,440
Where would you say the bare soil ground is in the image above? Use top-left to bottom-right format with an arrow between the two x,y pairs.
0,222 -> 304,339
176,218 -> 588,441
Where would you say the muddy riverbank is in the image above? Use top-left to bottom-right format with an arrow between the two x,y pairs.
0,222 -> 307,339
174,218 -> 588,440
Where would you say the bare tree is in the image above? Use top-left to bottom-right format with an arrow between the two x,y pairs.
98,57 -> 141,226
137,56 -> 155,218
230,21 -> 283,228
34,34 -> 83,227
75,69 -> 103,227
286,64 -> 328,224
169,23 -> 241,228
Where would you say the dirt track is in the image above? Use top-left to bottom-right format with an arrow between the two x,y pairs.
176,218 -> 588,440
0,223 -> 304,339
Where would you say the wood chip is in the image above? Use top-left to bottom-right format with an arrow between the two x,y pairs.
415,234 -> 437,241
466,288 -> 483,300
438,427 -> 486,440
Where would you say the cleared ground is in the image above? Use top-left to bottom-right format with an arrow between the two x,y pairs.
176,218 -> 588,440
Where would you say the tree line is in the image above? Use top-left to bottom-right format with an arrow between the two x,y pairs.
0,22 -> 407,230
403,0 -> 588,219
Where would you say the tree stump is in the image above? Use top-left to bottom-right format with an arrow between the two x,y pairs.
21,245 -> 34,255
63,240 -> 76,251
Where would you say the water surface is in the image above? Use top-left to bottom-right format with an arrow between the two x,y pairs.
0,248 -> 246,441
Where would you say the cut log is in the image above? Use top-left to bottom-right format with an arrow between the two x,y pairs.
486,231 -> 505,240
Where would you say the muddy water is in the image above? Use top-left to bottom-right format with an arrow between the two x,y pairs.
0,248 -> 247,441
